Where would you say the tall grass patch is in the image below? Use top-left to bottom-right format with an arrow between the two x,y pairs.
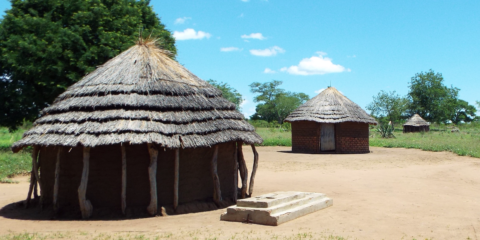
0,126 -> 31,182
255,127 -> 292,146
370,123 -> 480,158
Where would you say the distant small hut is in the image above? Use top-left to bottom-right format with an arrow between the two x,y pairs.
403,114 -> 429,133
12,39 -> 262,219
285,87 -> 377,154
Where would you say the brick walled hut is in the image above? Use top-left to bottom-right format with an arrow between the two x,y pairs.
284,87 -> 377,154
11,39 -> 262,219
403,114 -> 430,133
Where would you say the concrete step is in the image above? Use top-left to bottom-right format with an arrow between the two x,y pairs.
227,192 -> 326,215
220,191 -> 333,226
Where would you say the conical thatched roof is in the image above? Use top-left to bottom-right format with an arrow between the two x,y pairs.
12,40 -> 262,153
403,114 -> 429,126
284,87 -> 377,124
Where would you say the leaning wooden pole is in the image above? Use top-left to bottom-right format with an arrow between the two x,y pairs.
25,167 -> 35,209
53,147 -> 63,213
121,145 -> 127,215
237,142 -> 248,199
78,147 -> 93,219
248,144 -> 259,197
30,146 -> 42,206
147,143 -> 158,216
233,143 -> 238,203
173,148 -> 179,211
211,145 -> 222,206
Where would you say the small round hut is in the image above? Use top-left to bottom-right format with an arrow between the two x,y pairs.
403,114 -> 429,133
12,39 -> 262,219
284,87 -> 377,154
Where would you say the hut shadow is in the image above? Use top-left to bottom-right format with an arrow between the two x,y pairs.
0,199 -> 234,221
276,150 -> 371,155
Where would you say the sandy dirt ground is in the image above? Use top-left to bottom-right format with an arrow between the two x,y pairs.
1,146 -> 480,240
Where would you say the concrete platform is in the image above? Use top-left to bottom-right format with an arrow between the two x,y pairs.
220,191 -> 332,226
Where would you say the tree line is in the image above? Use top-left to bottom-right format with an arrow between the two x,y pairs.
367,70 -> 477,128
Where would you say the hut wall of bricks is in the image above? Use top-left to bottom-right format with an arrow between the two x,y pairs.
291,121 -> 370,154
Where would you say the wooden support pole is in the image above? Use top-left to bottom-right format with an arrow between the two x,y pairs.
237,142 -> 248,199
33,158 -> 39,200
53,147 -> 63,213
121,145 -> 127,215
233,143 -> 238,203
78,147 -> 93,219
147,143 -> 158,216
173,148 -> 179,211
30,146 -> 43,207
248,144 -> 259,197
211,145 -> 222,206
25,167 -> 35,209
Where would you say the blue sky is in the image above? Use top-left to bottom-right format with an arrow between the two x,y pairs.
1,0 -> 479,118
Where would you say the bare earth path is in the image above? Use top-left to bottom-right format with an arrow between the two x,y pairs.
1,146 -> 480,239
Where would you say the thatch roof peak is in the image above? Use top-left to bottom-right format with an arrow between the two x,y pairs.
403,114 -> 429,126
284,87 -> 377,125
12,41 -> 262,152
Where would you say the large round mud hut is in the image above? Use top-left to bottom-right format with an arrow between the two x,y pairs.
403,114 -> 430,133
11,39 -> 262,219
285,87 -> 377,154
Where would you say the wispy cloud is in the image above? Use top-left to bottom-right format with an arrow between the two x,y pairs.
241,0 -> 249,2
347,54 -> 357,58
280,52 -> 349,75
250,46 -> 285,57
264,68 -> 276,74
173,28 -> 211,40
241,33 -> 266,40
174,17 -> 191,25
314,88 -> 325,94
220,47 -> 242,52
240,99 -> 249,107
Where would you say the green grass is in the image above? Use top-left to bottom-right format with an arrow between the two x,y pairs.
370,124 -> 480,158
254,127 -> 292,146
0,126 -> 31,183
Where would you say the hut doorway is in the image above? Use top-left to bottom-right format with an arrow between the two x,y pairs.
320,124 -> 335,151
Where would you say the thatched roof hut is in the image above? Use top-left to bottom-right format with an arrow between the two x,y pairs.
12,39 -> 262,218
285,87 -> 377,154
403,114 -> 429,133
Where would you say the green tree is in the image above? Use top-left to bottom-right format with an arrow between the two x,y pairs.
249,80 -> 309,123
207,79 -> 243,111
407,70 -> 459,123
366,90 -> 408,129
448,99 -> 476,124
0,0 -> 176,130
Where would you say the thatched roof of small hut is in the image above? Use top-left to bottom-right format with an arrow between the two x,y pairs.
403,114 -> 429,126
284,87 -> 377,125
12,39 -> 262,153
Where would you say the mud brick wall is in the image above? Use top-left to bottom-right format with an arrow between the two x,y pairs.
335,122 -> 370,154
39,142 -> 236,211
291,121 -> 321,153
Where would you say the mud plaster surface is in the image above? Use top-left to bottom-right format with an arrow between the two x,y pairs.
1,146 -> 480,240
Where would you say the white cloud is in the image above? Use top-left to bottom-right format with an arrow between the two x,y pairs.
264,68 -> 276,74
173,28 -> 211,40
174,17 -> 191,25
280,52 -> 350,75
241,33 -> 266,40
240,99 -> 248,107
220,47 -> 242,52
250,46 -> 285,57
314,88 -> 325,94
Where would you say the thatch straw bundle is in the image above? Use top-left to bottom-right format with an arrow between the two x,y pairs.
403,114 -> 429,127
285,87 -> 377,124
12,40 -> 262,152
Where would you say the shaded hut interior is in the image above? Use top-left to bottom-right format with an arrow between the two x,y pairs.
285,87 -> 377,154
